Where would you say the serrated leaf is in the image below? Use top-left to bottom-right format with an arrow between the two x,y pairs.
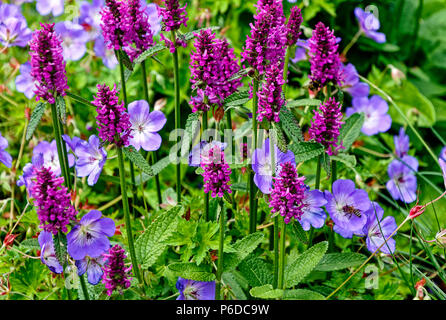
135,205 -> 182,269
222,272 -> 247,300
123,146 -> 154,177
288,220 -> 308,245
231,182 -> 248,191
119,50 -> 134,71
117,68 -> 132,91
223,90 -> 251,108
223,232 -> 264,271
284,241 -> 328,288
282,289 -> 325,300
314,252 -> 367,272
250,285 -> 283,299
339,113 -> 364,152
330,154 -> 357,168
322,152 -> 331,177
134,43 -> 167,64
167,262 -> 216,282
289,142 -> 324,163
19,238 -> 40,250
270,125 -> 287,153
26,102 -> 46,140
53,232 -> 67,266
223,191 -> 232,205
227,68 -> 251,82
279,108 -> 304,144
56,95 -> 67,124
286,98 -> 322,108
183,26 -> 221,42
66,91 -> 95,108
180,112 -> 200,158
239,255 -> 273,287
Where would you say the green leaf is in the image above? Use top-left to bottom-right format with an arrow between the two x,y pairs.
282,289 -> 325,300
288,220 -> 308,245
223,191 -> 233,205
330,154 -> 357,168
119,50 -> 134,71
26,102 -> 46,140
339,113 -> 364,152
270,125 -> 287,153
123,146 -> 154,177
289,142 -> 324,163
134,43 -> 167,64
284,241 -> 328,288
167,262 -> 216,282
19,238 -> 40,250
182,26 -> 221,42
227,68 -> 251,82
239,255 -> 273,287
322,152 -> 331,177
53,232 -> 67,266
66,91 -> 95,108
286,98 -> 322,108
117,67 -> 132,91
223,90 -> 251,108
180,112 -> 200,158
231,182 -> 248,192
279,108 -> 304,144
314,252 -> 367,272
250,284 -> 283,299
56,95 -> 67,124
135,205 -> 182,269
223,232 -> 264,271
222,272 -> 248,300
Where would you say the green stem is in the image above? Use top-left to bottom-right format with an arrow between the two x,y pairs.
278,218 -> 286,290
273,216 -> 279,288
79,274 -> 90,300
308,155 -> 322,248
249,77 -> 260,233
226,110 -> 236,211
171,31 -> 182,203
141,60 -> 162,206
342,29 -> 363,57
117,147 -> 143,284
283,46 -> 291,99
331,160 -> 337,184
203,111 -> 210,221
216,199 -> 225,300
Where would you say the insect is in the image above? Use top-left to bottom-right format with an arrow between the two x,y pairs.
342,205 -> 362,218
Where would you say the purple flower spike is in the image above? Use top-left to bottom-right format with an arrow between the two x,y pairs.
340,63 -> 370,98
200,144 -> 232,198
439,146 -> 446,188
0,132 -> 12,168
67,210 -> 115,260
257,63 -> 285,123
76,255 -> 105,285
29,23 -> 69,104
54,21 -> 90,61
252,138 -> 295,194
308,21 -> 342,89
354,7 -> 386,44
346,95 -> 392,136
15,62 -> 37,99
102,244 -> 132,296
125,0 -> 154,62
324,179 -> 371,235
394,127 -> 409,158
128,100 -> 166,152
35,0 -> 64,16
189,140 -> 227,167
176,277 -> 215,300
38,231 -> 63,274
299,187 -> 327,231
359,202 -> 397,254
270,162 -> 306,224
100,0 -> 133,50
309,97 -> 344,156
286,6 -> 302,46
93,83 -> 132,147
75,135 -> 107,186
158,0 -> 188,32
386,155 -> 418,203
31,166 -> 77,235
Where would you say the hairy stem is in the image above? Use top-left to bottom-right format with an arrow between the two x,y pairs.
216,199 -> 225,300
249,77 -> 260,233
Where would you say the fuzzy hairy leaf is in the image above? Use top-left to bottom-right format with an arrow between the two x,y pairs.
19,238 -> 40,250
135,156 -> 171,185
134,43 -> 167,64
283,289 -> 325,300
119,50 -> 134,71
53,232 -> 67,266
123,146 -> 154,177
223,232 -> 264,271
223,90 -> 250,108
286,99 -> 322,108
284,241 -> 328,288
26,102 -> 46,140
222,272 -> 248,300
181,112 -> 200,158
339,113 -> 364,152
279,108 -> 304,144
330,153 -> 357,168
66,91 -> 95,108
135,205 -> 182,269
227,68 -> 251,82
270,125 -> 288,153
250,285 -> 283,299
167,262 -> 216,282
239,255 -> 273,287
56,95 -> 67,124
288,220 -> 308,245
289,141 -> 324,163
182,26 -> 221,42
314,252 -> 367,272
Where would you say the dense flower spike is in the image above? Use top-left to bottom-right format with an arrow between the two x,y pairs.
189,29 -> 242,112
200,144 -> 232,198
29,23 -> 69,104
269,161 -> 306,224
102,244 -> 132,296
100,0 -> 132,50
31,166 -> 77,235
308,21 -> 342,89
93,83 -> 132,147
158,0 -> 188,32
286,6 -> 302,46
126,0 -> 154,61
241,0 -> 286,74
257,63 -> 285,122
309,97 -> 344,155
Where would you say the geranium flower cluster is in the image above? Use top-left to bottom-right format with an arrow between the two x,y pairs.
189,29 -> 242,112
